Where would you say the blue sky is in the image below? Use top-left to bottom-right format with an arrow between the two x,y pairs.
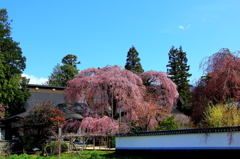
1,0 -> 240,85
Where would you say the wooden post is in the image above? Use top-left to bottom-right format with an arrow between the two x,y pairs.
98,137 -> 100,150
112,93 -> 114,119
119,107 -> 121,133
58,128 -> 61,159
83,136 -> 85,150
107,136 -> 109,150
70,138 -> 73,153
93,137 -> 95,150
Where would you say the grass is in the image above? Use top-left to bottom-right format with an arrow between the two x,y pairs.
0,150 -> 158,159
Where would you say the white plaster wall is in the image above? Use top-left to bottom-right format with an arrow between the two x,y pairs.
0,128 -> 5,140
116,132 -> 240,149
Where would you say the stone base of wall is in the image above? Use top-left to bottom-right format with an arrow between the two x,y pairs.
116,149 -> 240,158
0,140 -> 18,156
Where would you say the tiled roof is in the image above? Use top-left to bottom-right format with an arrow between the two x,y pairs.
57,103 -> 92,120
116,126 -> 240,137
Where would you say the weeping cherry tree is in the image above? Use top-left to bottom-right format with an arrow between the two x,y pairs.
65,65 -> 178,132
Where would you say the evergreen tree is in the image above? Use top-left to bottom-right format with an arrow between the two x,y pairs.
61,54 -> 80,69
46,54 -> 80,87
166,46 -> 192,115
0,9 -> 30,115
125,46 -> 144,73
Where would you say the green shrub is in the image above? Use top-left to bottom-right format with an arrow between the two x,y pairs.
7,153 -> 35,159
90,151 -> 99,159
8,154 -> 18,159
45,141 -> 68,155
108,135 -> 115,148
155,115 -> 179,131
20,135 -> 36,150
18,153 -> 35,159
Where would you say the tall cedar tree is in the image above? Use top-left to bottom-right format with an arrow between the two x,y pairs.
167,46 -> 192,115
125,46 -> 144,73
46,54 -> 80,87
0,9 -> 30,115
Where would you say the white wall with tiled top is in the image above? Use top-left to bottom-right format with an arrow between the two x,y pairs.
116,132 -> 240,150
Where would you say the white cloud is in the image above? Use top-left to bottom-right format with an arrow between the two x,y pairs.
178,25 -> 184,29
178,24 -> 191,30
22,74 -> 48,85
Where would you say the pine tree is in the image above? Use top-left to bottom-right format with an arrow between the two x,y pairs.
166,46 -> 192,115
125,46 -> 144,73
46,54 -> 80,87
0,9 -> 30,115
61,54 -> 80,69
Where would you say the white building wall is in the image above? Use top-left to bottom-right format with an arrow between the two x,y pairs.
0,128 -> 5,140
1,128 -> 5,140
116,132 -> 240,150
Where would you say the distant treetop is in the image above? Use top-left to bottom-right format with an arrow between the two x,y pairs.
125,46 -> 144,74
46,54 -> 80,87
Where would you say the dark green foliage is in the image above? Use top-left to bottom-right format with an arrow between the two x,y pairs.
125,46 -> 144,73
46,64 -> 78,87
45,141 -> 68,155
20,134 -> 37,151
166,46 -> 192,115
90,152 -> 99,159
61,54 -> 80,69
4,151 -> 159,159
108,135 -> 115,148
7,153 -> 35,159
46,54 -> 80,87
155,116 -> 179,131
0,8 -> 30,115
